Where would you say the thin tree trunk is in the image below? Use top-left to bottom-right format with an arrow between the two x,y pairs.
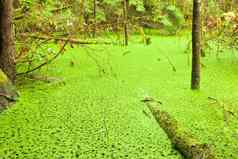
203,0 -> 208,26
200,0 -> 208,57
191,0 -> 201,90
93,0 -> 97,37
13,0 -> 20,8
0,0 -> 16,83
79,0 -> 85,28
123,0 -> 129,46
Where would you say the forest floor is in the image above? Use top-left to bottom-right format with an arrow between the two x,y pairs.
0,35 -> 238,159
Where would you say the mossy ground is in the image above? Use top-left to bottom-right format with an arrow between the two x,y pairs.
0,35 -> 238,159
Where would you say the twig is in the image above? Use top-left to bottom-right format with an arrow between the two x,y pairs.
122,50 -> 131,56
16,40 -> 68,76
164,54 -> 177,72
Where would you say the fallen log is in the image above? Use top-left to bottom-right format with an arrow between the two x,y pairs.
20,34 -> 114,45
142,97 -> 217,159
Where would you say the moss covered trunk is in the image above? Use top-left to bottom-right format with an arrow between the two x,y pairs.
0,69 -> 18,111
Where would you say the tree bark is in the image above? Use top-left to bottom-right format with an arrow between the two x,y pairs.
79,0 -> 85,28
93,0 -> 97,37
191,0 -> 201,90
13,0 -> 20,9
123,0 -> 129,46
0,0 -> 16,83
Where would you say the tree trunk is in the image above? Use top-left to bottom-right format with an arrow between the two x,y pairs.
123,0 -> 129,46
0,0 -> 16,83
191,0 -> 201,90
93,0 -> 97,37
13,0 -> 20,9
79,0 -> 85,28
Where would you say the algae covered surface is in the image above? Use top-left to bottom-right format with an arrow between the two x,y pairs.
0,36 -> 238,159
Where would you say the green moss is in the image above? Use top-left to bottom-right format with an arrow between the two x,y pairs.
0,35 -> 237,159
0,69 -> 8,85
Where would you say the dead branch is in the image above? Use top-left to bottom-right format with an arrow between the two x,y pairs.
16,40 -> 68,76
51,5 -> 72,13
20,34 -> 114,45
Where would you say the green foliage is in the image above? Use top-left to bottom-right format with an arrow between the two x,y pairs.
130,0 -> 145,12
159,16 -> 175,34
157,5 -> 185,35
165,5 -> 185,28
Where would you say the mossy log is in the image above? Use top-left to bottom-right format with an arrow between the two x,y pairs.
0,69 -> 18,110
142,98 -> 217,159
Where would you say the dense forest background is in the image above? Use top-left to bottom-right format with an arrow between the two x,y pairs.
12,0 -> 238,78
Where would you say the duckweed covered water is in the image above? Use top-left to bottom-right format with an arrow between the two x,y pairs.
0,36 -> 238,159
